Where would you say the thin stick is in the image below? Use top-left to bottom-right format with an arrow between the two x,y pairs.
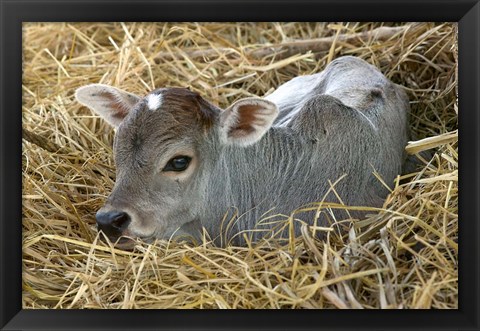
154,25 -> 413,63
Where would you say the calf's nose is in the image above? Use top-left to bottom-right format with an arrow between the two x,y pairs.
96,210 -> 131,238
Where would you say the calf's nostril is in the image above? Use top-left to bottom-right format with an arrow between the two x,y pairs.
111,212 -> 130,230
96,210 -> 131,232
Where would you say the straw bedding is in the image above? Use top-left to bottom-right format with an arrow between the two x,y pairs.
22,22 -> 458,309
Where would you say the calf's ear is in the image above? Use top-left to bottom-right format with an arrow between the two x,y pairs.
75,84 -> 141,128
219,97 -> 279,146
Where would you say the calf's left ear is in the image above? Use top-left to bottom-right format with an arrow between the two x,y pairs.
219,98 -> 279,146
75,84 -> 141,128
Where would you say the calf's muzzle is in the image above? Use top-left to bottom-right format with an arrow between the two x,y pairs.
95,210 -> 131,239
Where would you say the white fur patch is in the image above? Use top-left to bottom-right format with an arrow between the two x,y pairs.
147,93 -> 163,111
265,74 -> 321,127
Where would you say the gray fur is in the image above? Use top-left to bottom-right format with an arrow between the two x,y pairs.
76,56 -> 410,247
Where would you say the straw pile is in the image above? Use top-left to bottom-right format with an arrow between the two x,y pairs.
22,22 -> 458,309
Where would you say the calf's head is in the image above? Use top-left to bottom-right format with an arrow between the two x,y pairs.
76,84 -> 278,248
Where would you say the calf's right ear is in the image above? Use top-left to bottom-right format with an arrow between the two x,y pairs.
75,84 -> 141,128
219,97 -> 279,147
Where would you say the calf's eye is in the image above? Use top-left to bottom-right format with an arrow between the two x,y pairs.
163,156 -> 192,172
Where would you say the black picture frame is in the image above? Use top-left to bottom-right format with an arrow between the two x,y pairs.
1,0 -> 479,330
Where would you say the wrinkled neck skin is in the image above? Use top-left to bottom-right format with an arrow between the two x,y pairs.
197,126 -> 387,246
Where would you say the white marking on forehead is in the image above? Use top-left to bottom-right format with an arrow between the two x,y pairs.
146,93 -> 163,111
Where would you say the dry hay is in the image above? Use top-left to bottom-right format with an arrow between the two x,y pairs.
22,22 -> 458,309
